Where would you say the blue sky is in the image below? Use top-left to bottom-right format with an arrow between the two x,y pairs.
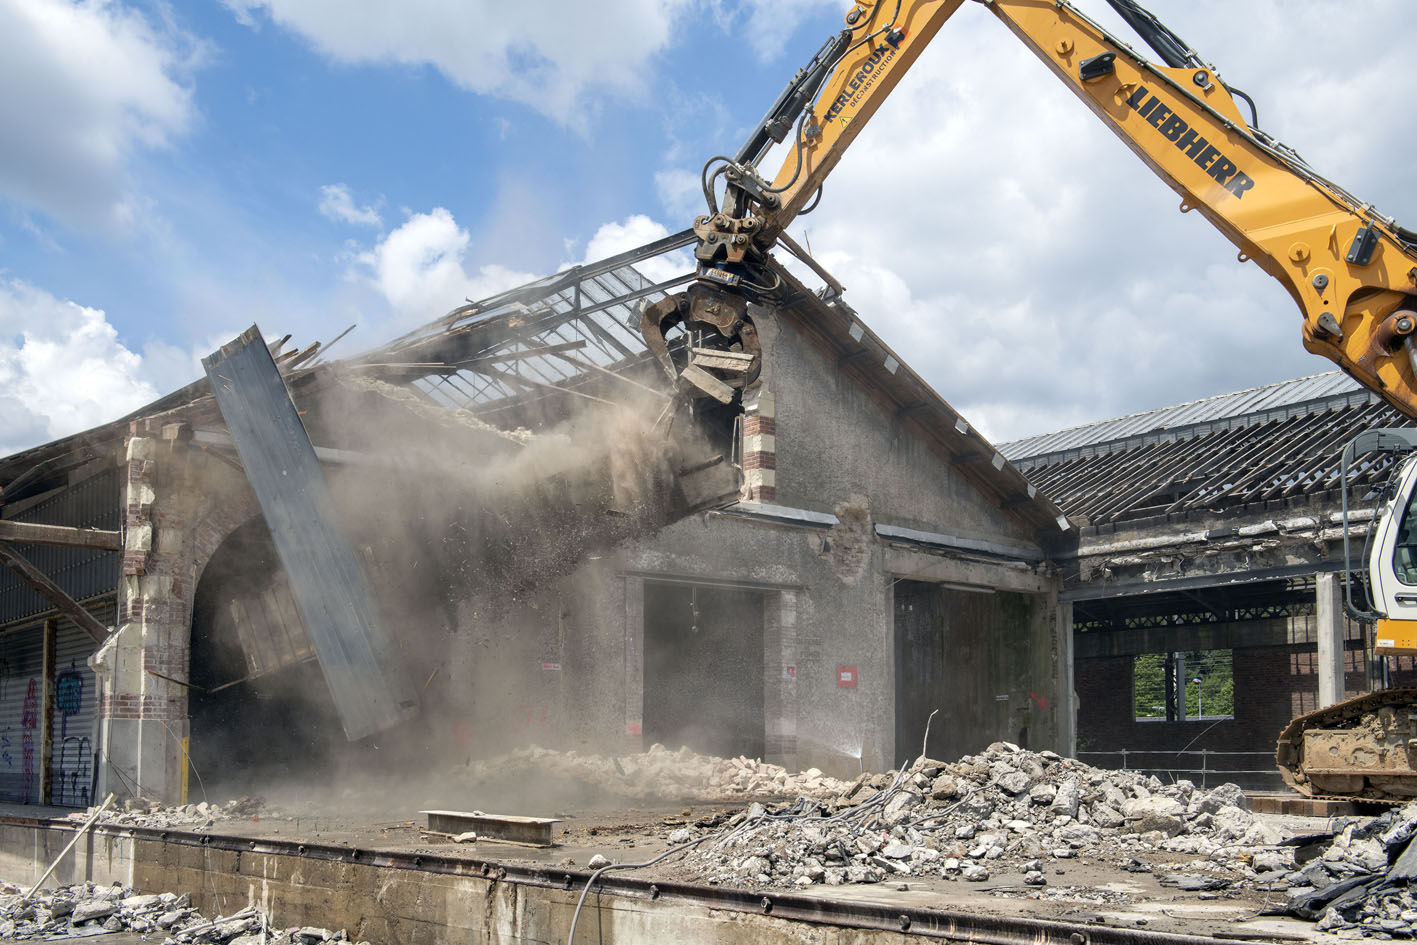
4,0 -> 1417,455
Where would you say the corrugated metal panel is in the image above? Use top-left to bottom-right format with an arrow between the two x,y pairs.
204,327 -> 419,740
50,606 -> 106,808
1001,372 -> 1367,462
0,465 -> 121,625
0,626 -> 46,804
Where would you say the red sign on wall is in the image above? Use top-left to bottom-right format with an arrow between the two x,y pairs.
837,665 -> 858,688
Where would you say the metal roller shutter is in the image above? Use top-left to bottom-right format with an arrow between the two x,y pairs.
50,606 -> 108,808
0,627 -> 46,804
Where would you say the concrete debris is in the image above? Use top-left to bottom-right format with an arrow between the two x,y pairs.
0,882 -> 367,943
675,742 -> 1289,891
456,744 -> 852,803
1272,801 -> 1417,936
77,796 -> 265,831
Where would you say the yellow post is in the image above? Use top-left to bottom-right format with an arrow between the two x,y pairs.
179,737 -> 190,805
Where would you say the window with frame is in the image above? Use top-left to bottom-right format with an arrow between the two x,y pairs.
1134,649 -> 1234,721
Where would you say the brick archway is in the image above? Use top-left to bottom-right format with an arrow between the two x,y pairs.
98,420 -> 261,801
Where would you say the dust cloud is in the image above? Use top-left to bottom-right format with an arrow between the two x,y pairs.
186,365 -> 742,820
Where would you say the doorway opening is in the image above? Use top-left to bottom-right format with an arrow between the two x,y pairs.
643,582 -> 765,760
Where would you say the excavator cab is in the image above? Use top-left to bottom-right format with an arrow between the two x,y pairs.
1366,443 -> 1417,653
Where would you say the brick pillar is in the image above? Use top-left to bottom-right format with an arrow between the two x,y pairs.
742,389 -> 776,503
95,421 -> 257,803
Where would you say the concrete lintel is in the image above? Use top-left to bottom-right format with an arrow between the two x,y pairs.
875,523 -> 1043,563
884,548 -> 1052,595
716,502 -> 838,528
1062,557 -> 1358,602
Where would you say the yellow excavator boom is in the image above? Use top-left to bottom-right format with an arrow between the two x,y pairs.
658,0 -> 1417,420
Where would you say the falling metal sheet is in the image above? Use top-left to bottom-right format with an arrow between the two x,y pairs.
203,326 -> 418,740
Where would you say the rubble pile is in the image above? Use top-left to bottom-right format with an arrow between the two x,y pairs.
1279,802 -> 1417,937
0,881 -> 364,943
84,795 -> 265,830
678,741 -> 1280,889
456,743 -> 852,802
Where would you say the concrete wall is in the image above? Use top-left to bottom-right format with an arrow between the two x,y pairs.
0,819 -> 1035,945
753,308 -> 1036,546
430,301 -> 1067,778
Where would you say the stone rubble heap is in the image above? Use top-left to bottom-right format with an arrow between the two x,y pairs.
80,795 -> 265,831
0,881 -> 365,943
457,743 -> 852,802
677,741 -> 1281,889
1280,802 -> 1417,938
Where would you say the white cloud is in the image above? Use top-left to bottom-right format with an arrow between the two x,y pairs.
734,0 -> 840,62
353,209 -> 696,338
699,0 -> 1417,444
318,184 -> 382,227
655,167 -> 702,222
225,0 -> 692,124
0,280 -> 160,455
0,0 -> 200,229
356,208 -> 534,321
576,214 -> 691,285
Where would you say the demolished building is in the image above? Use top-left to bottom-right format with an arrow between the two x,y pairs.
0,231 -> 1074,805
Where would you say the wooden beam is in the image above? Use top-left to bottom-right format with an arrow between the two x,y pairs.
0,520 -> 122,551
0,542 -> 109,643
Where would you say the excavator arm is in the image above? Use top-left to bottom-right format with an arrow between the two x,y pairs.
643,0 -> 1417,419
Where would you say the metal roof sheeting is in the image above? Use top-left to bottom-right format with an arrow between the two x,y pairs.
0,467 -> 120,626
1001,372 -> 1369,465
1007,373 -> 1415,527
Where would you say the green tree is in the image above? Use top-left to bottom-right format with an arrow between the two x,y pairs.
1133,653 -> 1167,719
1183,650 -> 1234,719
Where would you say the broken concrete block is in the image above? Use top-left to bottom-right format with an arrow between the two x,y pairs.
1029,784 -> 1057,805
1090,804 -> 1124,828
996,771 -> 1031,795
930,774 -> 960,800
71,900 -> 118,923
1211,805 -> 1254,841
882,790 -> 921,825
1049,779 -> 1080,818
